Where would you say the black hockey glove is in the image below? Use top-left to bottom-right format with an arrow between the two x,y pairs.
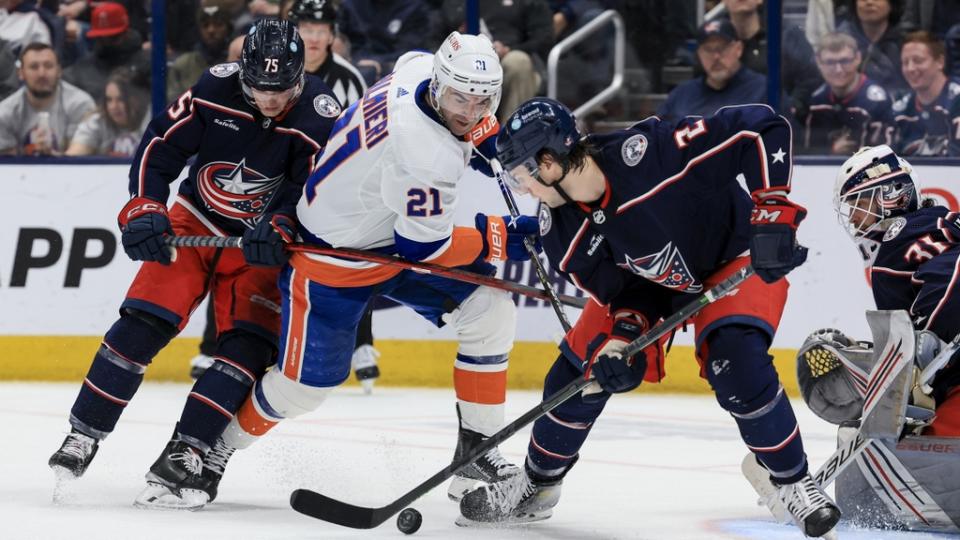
242,213 -> 296,266
475,213 -> 542,262
749,188 -> 808,283
583,313 -> 648,401
118,197 -> 173,265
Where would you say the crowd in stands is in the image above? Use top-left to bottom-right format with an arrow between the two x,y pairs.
2,0 -> 960,156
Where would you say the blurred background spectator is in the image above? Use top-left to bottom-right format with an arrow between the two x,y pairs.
339,0 -> 431,85
718,0 -> 822,121
0,42 -> 94,155
901,0 -> 960,36
893,30 -> 960,154
66,71 -> 147,156
440,0 -> 553,123
0,37 -> 18,100
0,0 -> 51,53
838,0 -> 909,98
802,31 -> 893,153
289,0 -> 367,107
658,18 -> 766,121
63,2 -> 150,101
167,0 -> 234,102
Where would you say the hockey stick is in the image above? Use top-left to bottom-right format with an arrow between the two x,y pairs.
488,157 -> 572,332
288,264 -> 754,529
165,236 -> 586,308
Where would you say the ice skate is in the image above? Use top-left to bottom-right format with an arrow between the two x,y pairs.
457,465 -> 562,525
351,344 -> 380,394
134,440 -> 209,511
189,354 -> 215,380
198,437 -> 236,502
447,427 -> 520,502
49,429 -> 99,479
778,473 -> 841,538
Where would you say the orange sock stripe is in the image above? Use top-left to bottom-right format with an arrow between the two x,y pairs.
453,367 -> 507,405
236,396 -> 278,437
282,269 -> 309,381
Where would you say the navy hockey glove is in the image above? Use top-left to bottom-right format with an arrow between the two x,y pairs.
749,188 -> 808,283
475,214 -> 542,262
242,213 -> 296,266
583,313 -> 648,401
118,197 -> 173,265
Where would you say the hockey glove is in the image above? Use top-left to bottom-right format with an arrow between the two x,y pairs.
242,213 -> 296,266
583,313 -> 649,402
118,197 -> 173,265
475,214 -> 542,262
749,188 -> 808,283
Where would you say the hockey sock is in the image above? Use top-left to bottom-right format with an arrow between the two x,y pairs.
528,355 -> 606,478
704,325 -> 807,484
176,331 -> 272,452
70,312 -> 174,438
453,353 -> 508,435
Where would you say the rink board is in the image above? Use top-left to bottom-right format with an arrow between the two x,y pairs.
3,161 -> 960,389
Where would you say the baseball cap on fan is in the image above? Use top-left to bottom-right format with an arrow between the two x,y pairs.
86,2 -> 130,39
696,18 -> 739,45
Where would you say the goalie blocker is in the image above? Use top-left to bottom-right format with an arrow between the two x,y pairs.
794,312 -> 960,532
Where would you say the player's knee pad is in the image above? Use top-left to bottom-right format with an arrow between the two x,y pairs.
705,325 -> 780,416
101,308 -> 178,370
448,286 -> 516,357
210,330 -> 274,385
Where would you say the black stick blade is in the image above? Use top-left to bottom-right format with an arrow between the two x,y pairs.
290,489 -> 391,529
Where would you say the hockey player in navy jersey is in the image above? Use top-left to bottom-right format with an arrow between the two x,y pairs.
457,99 -> 841,538
47,19 -> 338,510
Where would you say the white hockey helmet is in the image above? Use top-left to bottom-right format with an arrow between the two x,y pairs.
834,145 -> 921,243
430,31 -> 503,122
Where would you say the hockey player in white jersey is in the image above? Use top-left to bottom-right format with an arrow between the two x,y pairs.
199,32 -> 540,505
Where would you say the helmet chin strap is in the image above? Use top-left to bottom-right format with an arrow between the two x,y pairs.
535,159 -> 578,206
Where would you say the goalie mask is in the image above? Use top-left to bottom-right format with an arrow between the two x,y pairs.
796,328 -> 867,424
834,145 -> 921,248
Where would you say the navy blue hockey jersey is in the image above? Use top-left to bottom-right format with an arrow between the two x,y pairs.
540,104 -> 793,313
803,75 -> 893,153
869,206 -> 960,340
892,78 -> 960,156
129,62 -> 339,235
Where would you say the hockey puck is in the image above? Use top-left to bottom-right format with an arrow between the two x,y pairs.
396,507 -> 422,535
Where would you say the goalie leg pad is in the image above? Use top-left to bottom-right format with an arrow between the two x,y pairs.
222,367 -> 331,449
175,330 -> 274,452
705,325 -> 807,483
527,355 -> 606,477
70,309 -> 176,438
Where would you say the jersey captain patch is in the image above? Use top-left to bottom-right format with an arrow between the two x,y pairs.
210,62 -> 239,78
621,134 -> 647,166
314,94 -> 342,118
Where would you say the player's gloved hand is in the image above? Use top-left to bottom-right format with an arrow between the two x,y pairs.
242,213 -> 296,266
475,214 -> 542,262
749,188 -> 808,283
118,197 -> 173,265
583,313 -> 648,402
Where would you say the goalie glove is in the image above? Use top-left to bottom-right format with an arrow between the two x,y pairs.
796,328 -> 866,424
749,188 -> 808,283
118,197 -> 173,265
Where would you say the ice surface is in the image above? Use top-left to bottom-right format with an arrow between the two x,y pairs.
2,383 -> 953,540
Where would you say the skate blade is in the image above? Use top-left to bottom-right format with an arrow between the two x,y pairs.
740,453 -> 791,524
133,482 -> 209,511
454,510 -> 552,527
820,529 -> 839,540
360,379 -> 375,395
51,466 -> 80,504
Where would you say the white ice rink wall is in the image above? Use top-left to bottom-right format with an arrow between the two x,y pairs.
2,161 -> 959,386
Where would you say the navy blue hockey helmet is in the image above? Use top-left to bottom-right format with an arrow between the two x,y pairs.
240,19 -> 305,93
288,0 -> 337,25
496,98 -> 580,194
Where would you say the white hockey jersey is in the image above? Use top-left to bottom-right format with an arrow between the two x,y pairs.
293,53 -> 492,287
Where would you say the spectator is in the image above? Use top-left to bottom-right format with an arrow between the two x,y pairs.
288,0 -> 367,107
893,30 -> 960,155
226,33 -> 244,62
63,2 -> 150,101
803,32 -> 893,154
657,18 -> 766,121
0,42 -> 95,155
441,0 -> 553,123
621,1 -> 698,92
66,72 -> 148,156
339,0 -> 431,84
0,37 -> 18,100
61,0 -> 200,57
167,1 -> 233,103
806,0 -> 837,45
901,0 -> 960,37
0,0 -> 51,53
838,0 -> 909,98
720,0 -> 822,118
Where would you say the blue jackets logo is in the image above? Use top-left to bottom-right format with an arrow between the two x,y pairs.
618,242 -> 702,292
196,159 -> 284,228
